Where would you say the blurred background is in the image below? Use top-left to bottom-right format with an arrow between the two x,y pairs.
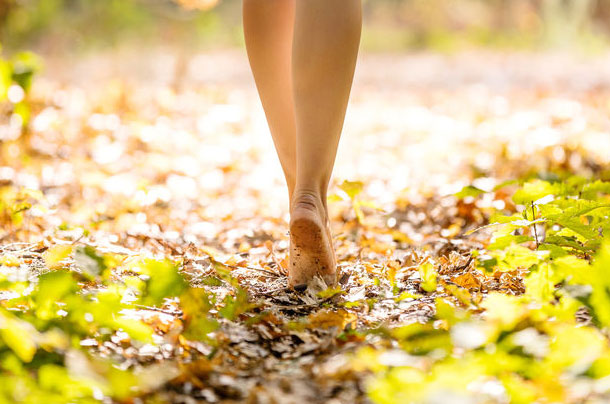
2,0 -> 610,54
2,4 -> 610,404
1,0 -> 610,226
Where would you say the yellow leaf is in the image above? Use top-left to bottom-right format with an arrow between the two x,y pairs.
444,284 -> 472,307
419,262 -> 437,292
43,245 -> 73,269
0,310 -> 38,362
0,254 -> 21,267
546,325 -> 606,371
524,263 -> 555,303
308,309 -> 356,330
481,292 -> 525,330
387,261 -> 399,285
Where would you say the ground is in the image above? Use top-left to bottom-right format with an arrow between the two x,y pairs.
1,50 -> 609,403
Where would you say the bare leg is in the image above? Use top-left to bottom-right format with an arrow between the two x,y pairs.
243,0 -> 362,288
243,0 -> 297,199
289,0 -> 362,287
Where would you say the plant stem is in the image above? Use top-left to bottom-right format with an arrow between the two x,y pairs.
531,201 -> 539,248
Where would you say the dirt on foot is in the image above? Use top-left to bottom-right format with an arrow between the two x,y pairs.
289,203 -> 336,288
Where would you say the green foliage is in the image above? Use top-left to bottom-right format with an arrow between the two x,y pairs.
0,244 -> 232,402
0,236 -> 264,401
469,178 -> 610,258
180,287 -> 219,342
219,287 -> 253,320
135,258 -> 187,307
0,44 -> 41,128
454,185 -> 485,199
557,240 -> 610,328
2,0 -> 226,51
9,51 -> 41,93
367,177 -> 610,403
329,180 -> 380,225
0,309 -> 39,362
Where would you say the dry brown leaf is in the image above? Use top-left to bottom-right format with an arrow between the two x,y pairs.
307,309 -> 357,331
453,272 -> 482,290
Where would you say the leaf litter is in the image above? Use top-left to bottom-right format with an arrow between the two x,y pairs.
1,50 -> 610,403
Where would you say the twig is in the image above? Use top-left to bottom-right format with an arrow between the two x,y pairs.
0,241 -> 36,252
70,232 -> 86,245
531,201 -> 539,248
133,304 -> 182,316
454,255 -> 474,272
212,258 -> 280,278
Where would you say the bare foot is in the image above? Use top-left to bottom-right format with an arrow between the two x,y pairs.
289,191 -> 336,288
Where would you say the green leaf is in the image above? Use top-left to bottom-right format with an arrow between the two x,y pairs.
524,263 -> 555,303
537,242 -> 569,259
367,366 -> 426,404
139,259 -> 187,306
589,239 -> 610,327
10,51 -> 42,92
38,363 -> 95,398
553,255 -> 592,284
418,262 -> 437,292
396,291 -> 423,301
106,365 -> 139,399
546,325 -> 605,371
200,276 -> 223,286
339,180 -> 364,200
550,199 -> 610,219
181,287 -> 214,315
481,292 -> 525,330
476,254 -> 497,273
581,180 -> 610,200
35,271 -> 78,319
184,316 -> 219,342
13,101 -> 30,125
180,288 -> 219,341
211,260 -> 240,288
491,245 -> 547,272
219,288 -> 252,320
513,180 -> 559,205
544,234 -> 591,255
556,238 -> 610,328
317,286 -> 345,299
493,179 -> 519,191
488,234 -> 533,250
465,217 -> 545,236
555,216 -> 600,241
501,373 -> 538,404
0,309 -> 38,362
43,245 -> 73,269
0,60 -> 10,100
435,298 -> 470,325
454,185 -> 486,199
489,213 -> 523,224
113,318 -> 153,343
392,322 -> 452,354
74,245 -> 106,279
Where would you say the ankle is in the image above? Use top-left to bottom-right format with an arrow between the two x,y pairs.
291,189 -> 322,212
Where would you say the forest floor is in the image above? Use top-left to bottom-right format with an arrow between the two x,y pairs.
2,50 -> 610,403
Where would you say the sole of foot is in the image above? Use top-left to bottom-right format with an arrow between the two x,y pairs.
289,202 -> 336,289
